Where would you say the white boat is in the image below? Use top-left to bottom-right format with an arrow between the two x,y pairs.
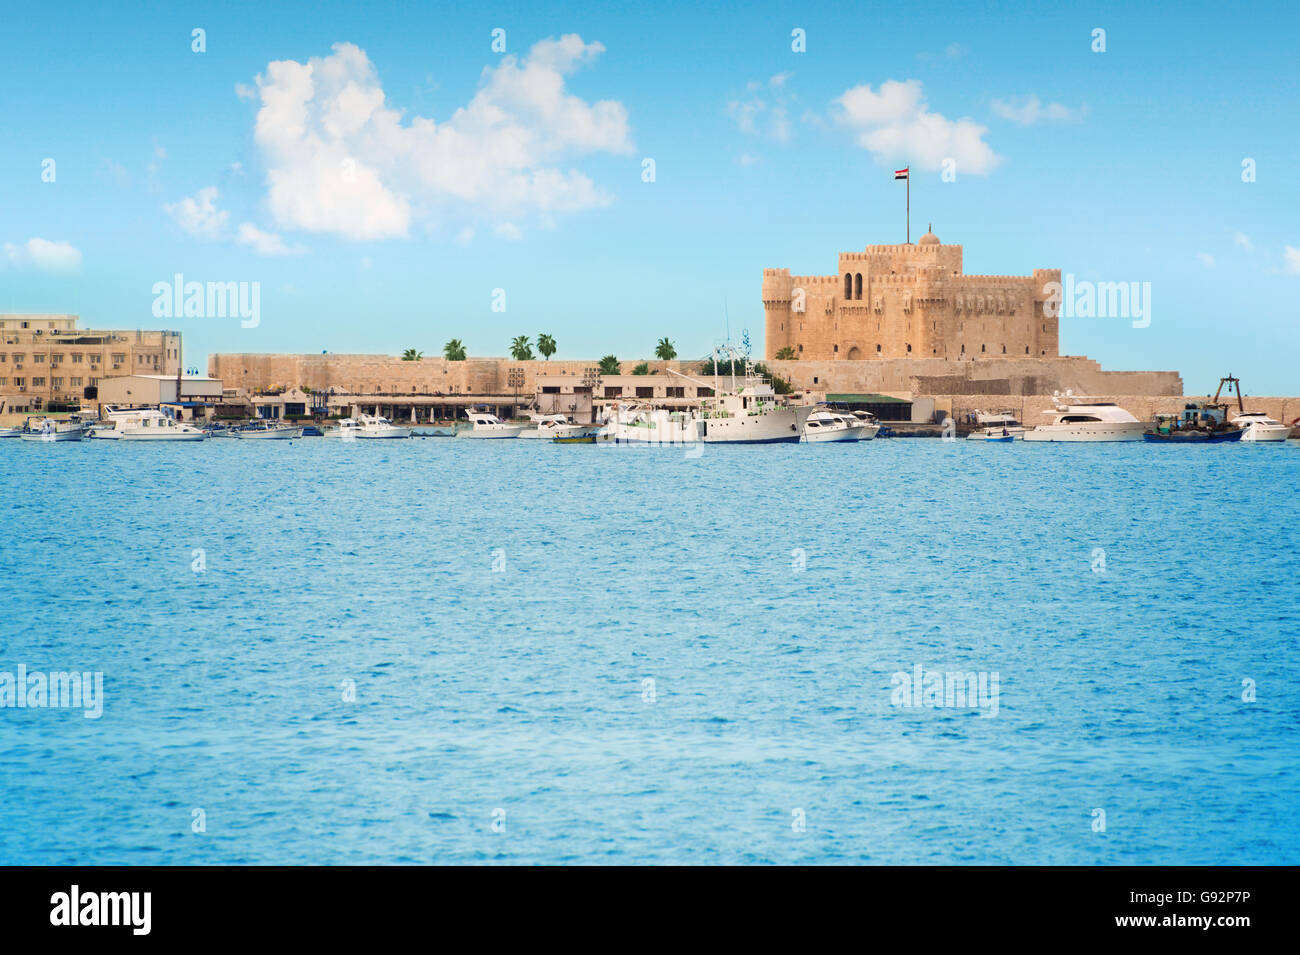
966,410 -> 1025,441
597,404 -> 702,445
89,408 -> 206,441
519,413 -> 589,439
322,417 -> 362,440
0,425 -> 21,439
1022,396 -> 1146,442
230,419 -> 304,440
801,409 -> 872,443
849,410 -> 882,439
455,408 -> 524,439
667,347 -> 807,444
19,417 -> 86,442
1231,412 -> 1290,442
355,414 -> 412,439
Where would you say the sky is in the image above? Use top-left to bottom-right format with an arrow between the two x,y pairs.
1,0 -> 1297,393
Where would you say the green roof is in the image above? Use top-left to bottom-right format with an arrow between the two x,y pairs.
825,393 -> 911,403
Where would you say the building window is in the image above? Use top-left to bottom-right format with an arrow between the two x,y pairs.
844,273 -> 852,299
71,354 -> 82,363
833,344 -> 838,353
1025,346 -> 1029,354
854,273 -> 863,299
981,344 -> 985,353
906,344 -> 912,353
635,387 -> 654,399
33,354 -> 44,363
876,344 -> 881,353
33,377 -> 45,386
797,344 -> 803,353
71,377 -> 82,386
1002,345 -> 1006,353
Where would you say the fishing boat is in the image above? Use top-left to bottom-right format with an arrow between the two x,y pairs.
19,416 -> 87,442
552,428 -> 599,444
455,407 -> 524,438
0,425 -> 21,439
1022,394 -> 1146,442
666,346 -> 809,444
1143,412 -> 1243,443
230,419 -> 304,440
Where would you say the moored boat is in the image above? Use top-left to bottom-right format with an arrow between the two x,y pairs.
455,407 -> 524,438
19,417 -> 86,442
89,408 -> 206,441
230,419 -> 304,440
520,413 -> 589,439
801,408 -> 871,443
1022,395 -> 1146,442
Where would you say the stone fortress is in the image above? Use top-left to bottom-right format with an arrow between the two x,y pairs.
760,227 -> 1183,398
763,227 -> 1059,362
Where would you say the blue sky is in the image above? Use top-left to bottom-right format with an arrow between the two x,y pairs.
1,0 -> 1297,393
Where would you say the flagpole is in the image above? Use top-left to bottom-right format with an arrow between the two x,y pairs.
906,174 -> 910,244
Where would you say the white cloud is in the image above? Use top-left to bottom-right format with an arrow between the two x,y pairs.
1197,252 -> 1215,268
835,79 -> 999,174
1233,231 -> 1253,250
737,153 -> 759,166
990,95 -> 1085,125
164,186 -> 229,238
1285,245 -> 1300,274
244,36 -> 632,241
236,222 -> 304,256
495,223 -> 523,240
728,74 -> 795,143
3,237 -> 82,272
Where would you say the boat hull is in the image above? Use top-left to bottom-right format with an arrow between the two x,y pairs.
456,427 -> 524,439
1143,429 -> 1244,443
20,430 -> 83,442
1023,423 -> 1146,442
1239,425 -> 1290,442
231,427 -> 303,440
701,407 -> 803,443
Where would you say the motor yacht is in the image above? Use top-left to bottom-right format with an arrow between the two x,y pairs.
849,410 -> 882,439
1022,396 -> 1146,442
230,419 -> 304,440
455,407 -> 524,438
89,408 -> 206,441
801,409 -> 872,443
1231,412 -> 1290,443
519,413 -> 588,439
355,414 -> 412,439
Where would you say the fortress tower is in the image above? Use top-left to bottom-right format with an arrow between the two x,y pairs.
763,228 -> 1060,361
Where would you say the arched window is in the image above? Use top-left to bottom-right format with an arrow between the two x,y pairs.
855,273 -> 863,299
844,274 -> 852,299
906,343 -> 912,353
876,344 -> 881,353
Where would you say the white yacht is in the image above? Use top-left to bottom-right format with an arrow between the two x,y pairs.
456,408 -> 525,438
801,409 -> 872,443
967,410 -> 1025,441
597,404 -> 702,445
230,419 -> 304,440
849,410 -> 882,439
89,408 -> 206,441
1231,412 -> 1290,443
519,413 -> 588,439
1022,397 -> 1147,442
355,414 -> 412,439
322,417 -> 362,439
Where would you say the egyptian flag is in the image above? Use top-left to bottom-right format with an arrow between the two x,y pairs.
894,167 -> 909,180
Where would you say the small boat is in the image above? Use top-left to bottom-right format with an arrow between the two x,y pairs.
322,418 -> 362,439
966,410 -> 1025,441
230,419 -> 304,440
455,407 -> 524,439
597,404 -> 701,445
552,429 -> 599,444
520,413 -> 589,439
0,425 -> 22,439
19,416 -> 86,442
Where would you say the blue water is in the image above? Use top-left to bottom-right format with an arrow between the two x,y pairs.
1,437 -> 1297,865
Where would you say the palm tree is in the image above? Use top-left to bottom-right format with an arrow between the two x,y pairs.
510,335 -> 535,361
775,346 -> 796,361
401,348 -> 423,361
536,333 -> 556,360
654,337 -> 677,361
443,339 -> 467,361
598,354 -> 621,376
631,361 -> 650,375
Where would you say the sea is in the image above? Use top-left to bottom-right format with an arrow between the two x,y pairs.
1,437 -> 1297,864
